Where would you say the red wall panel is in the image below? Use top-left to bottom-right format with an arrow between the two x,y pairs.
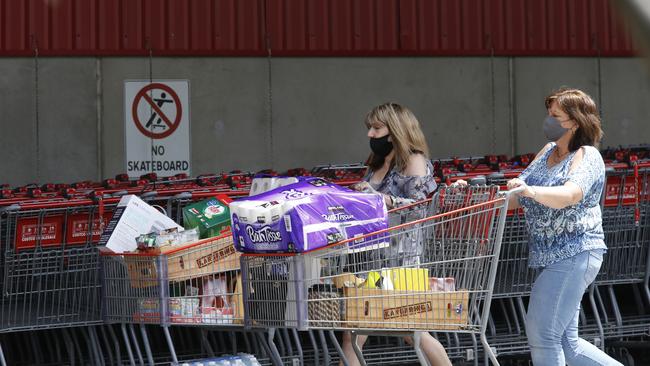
28,0 -> 50,51
284,0 -> 307,51
330,0 -> 352,51
50,0 -> 72,51
4,0 -> 27,51
504,0 -> 526,52
97,0 -> 119,51
168,0 -> 190,51
73,0 -> 97,52
307,0 -> 330,51
484,0 -> 506,52
354,0 -> 376,51
214,0 -> 237,51
122,0 -> 143,51
236,0 -> 262,52
462,0 -> 484,51
190,0 -> 212,51
398,0 -> 417,51
375,0 -> 398,51
144,0 -> 166,51
0,0 -> 636,56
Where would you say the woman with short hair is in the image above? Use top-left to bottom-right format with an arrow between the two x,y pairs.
507,88 -> 622,365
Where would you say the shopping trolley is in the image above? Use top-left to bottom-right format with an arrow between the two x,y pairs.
581,166 -> 650,344
0,198 -> 117,332
100,234 -> 247,365
0,196 -> 117,366
241,185 -> 520,365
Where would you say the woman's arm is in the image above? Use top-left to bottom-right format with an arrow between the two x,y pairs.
387,154 -> 435,209
403,154 -> 428,177
508,147 -> 598,210
350,181 -> 401,208
510,142 -> 556,210
507,192 -> 522,210
353,154 -> 435,209
507,179 -> 583,209
456,143 -> 554,210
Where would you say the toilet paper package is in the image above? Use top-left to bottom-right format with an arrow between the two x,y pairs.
249,176 -> 303,196
230,178 -> 387,253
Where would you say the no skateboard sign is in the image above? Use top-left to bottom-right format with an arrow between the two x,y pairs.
132,83 -> 182,139
125,80 -> 191,178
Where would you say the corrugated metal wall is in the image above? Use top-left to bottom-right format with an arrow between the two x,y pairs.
0,0 -> 635,56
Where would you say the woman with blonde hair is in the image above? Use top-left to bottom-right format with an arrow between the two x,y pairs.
342,102 -> 451,366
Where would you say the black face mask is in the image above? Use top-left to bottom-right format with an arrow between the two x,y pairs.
369,135 -> 393,157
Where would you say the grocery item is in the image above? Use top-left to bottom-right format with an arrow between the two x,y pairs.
230,178 -> 387,253
183,196 -> 232,239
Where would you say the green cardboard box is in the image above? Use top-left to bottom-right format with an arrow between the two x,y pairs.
182,196 -> 232,239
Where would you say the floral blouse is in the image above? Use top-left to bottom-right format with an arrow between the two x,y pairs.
519,143 -> 607,268
365,159 -> 438,208
364,156 -> 437,266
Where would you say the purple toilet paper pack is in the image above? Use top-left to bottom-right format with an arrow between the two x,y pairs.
230,178 -> 388,253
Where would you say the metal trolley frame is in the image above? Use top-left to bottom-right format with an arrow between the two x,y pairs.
241,185 -> 520,366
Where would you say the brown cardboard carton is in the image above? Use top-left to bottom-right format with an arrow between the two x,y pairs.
343,287 -> 469,330
125,235 -> 240,287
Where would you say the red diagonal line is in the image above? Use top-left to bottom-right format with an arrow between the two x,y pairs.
142,92 -> 174,130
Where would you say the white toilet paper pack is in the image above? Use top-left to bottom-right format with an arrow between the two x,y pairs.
230,178 -> 387,253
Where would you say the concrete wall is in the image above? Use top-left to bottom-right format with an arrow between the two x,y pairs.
1,56 -> 650,186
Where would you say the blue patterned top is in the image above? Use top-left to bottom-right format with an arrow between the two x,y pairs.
366,158 -> 437,208
519,143 -> 607,268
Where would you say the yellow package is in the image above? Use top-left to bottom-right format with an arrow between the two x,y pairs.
364,272 -> 382,289
384,268 -> 430,291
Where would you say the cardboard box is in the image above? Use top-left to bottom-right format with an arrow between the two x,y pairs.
344,288 -> 469,330
125,235 -> 240,287
182,196 -> 232,239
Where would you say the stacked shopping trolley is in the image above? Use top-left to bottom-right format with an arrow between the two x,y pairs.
0,146 -> 649,365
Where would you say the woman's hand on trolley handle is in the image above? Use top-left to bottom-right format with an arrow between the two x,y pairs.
350,181 -> 393,207
350,181 -> 373,193
449,179 -> 468,187
505,178 -> 534,210
506,178 -> 534,197
507,176 -> 584,210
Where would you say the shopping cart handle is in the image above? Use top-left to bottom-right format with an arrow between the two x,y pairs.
0,204 -> 20,213
173,192 -> 193,200
140,191 -> 158,199
468,176 -> 486,186
506,186 -> 526,195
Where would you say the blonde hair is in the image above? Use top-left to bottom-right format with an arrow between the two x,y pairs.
364,102 -> 429,172
545,88 -> 604,151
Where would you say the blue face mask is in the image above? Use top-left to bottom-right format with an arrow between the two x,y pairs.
543,116 -> 569,141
